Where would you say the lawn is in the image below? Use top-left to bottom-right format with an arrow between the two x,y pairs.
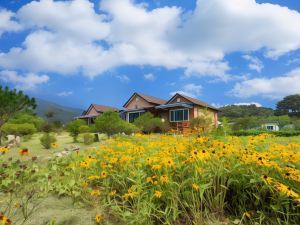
1,133 -> 300,225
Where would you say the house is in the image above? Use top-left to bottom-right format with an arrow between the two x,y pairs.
261,122 -> 279,131
120,92 -> 219,131
77,92 -> 219,131
75,104 -> 119,125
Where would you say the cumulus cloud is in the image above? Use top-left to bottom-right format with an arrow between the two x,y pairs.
57,91 -> 73,97
0,70 -> 49,90
0,9 -> 22,35
0,0 -> 300,79
144,73 -> 156,81
243,55 -> 264,72
171,83 -> 202,98
230,68 -> 300,99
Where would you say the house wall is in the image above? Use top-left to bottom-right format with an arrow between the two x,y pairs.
194,107 -> 218,128
168,95 -> 191,104
125,95 -> 155,109
86,106 -> 98,116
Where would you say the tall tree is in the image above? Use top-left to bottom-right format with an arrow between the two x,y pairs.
0,86 -> 36,144
275,94 -> 300,116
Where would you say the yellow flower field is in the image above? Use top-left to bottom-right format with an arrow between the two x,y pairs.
1,133 -> 300,224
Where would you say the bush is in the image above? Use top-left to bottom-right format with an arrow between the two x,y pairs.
1,123 -> 37,136
133,112 -> 167,133
66,120 -> 86,142
40,133 -> 57,149
41,122 -> 53,133
230,130 -> 300,137
95,111 -> 139,136
83,133 -> 94,145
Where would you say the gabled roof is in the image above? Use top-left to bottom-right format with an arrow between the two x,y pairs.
93,104 -> 119,112
166,93 -> 219,111
85,104 -> 119,115
123,92 -> 167,108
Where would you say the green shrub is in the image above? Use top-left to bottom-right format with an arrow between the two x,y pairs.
66,120 -> 86,142
1,123 -> 37,136
95,111 -> 139,136
133,112 -> 167,133
230,130 -> 300,137
40,133 -> 57,149
83,133 -> 94,145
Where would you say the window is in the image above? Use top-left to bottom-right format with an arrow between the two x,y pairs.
177,98 -> 181,103
266,125 -> 274,131
128,111 -> 144,123
170,109 -> 189,122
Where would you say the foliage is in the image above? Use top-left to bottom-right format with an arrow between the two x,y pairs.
231,116 -> 260,131
190,110 -> 213,131
40,133 -> 57,149
1,123 -> 37,136
133,112 -> 168,133
94,111 -> 139,136
221,117 -> 231,136
219,104 -> 274,119
0,86 -> 36,144
275,94 -> 300,116
83,133 -> 94,145
66,120 -> 86,142
230,130 -> 300,137
8,111 -> 44,130
293,119 -> 300,130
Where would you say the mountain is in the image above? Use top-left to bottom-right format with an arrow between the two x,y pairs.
34,98 -> 84,124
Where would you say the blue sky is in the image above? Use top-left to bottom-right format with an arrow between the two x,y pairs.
0,0 -> 300,110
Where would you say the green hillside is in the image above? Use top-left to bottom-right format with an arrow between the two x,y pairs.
35,98 -> 84,124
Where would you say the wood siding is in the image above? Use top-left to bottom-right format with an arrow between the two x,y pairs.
125,95 -> 156,109
86,106 -> 99,116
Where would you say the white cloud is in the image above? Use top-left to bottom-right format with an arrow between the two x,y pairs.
117,74 -> 130,83
57,91 -> 73,97
171,83 -> 202,98
144,73 -> 156,81
0,70 -> 49,90
233,102 -> 262,107
231,68 -> 300,99
243,55 -> 264,72
0,9 -> 22,36
0,0 -> 300,79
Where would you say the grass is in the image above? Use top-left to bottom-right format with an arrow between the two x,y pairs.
2,132 -> 102,162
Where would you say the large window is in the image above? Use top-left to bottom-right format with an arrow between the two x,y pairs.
170,109 -> 189,122
128,111 -> 144,123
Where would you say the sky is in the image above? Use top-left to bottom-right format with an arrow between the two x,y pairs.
0,0 -> 300,110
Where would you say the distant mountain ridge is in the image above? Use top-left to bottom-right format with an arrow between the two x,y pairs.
34,98 -> 84,124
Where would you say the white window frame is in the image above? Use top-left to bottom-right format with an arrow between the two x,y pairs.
127,111 -> 144,122
169,109 -> 189,122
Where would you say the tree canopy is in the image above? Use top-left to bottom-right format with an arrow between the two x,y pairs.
0,86 -> 36,143
275,94 -> 300,116
219,104 -> 274,119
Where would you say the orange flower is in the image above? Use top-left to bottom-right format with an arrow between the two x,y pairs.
19,149 -> 29,156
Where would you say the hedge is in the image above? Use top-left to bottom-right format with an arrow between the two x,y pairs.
230,130 -> 300,137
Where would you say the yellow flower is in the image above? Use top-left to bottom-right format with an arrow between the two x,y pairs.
110,190 -> 117,196
154,191 -> 162,198
91,189 -> 101,196
88,175 -> 100,180
80,182 -> 88,188
95,213 -> 103,223
101,171 -> 107,178
192,183 -> 199,191
160,175 -> 169,184
51,143 -> 58,148
80,161 -> 89,168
